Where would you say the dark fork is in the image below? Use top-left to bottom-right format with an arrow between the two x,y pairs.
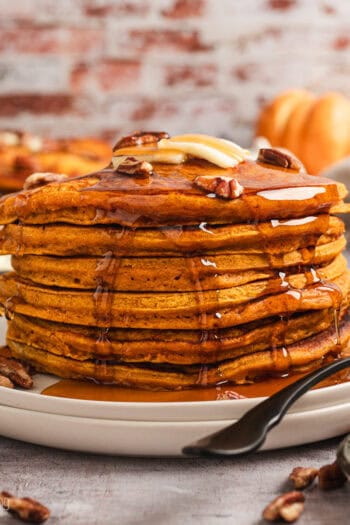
183,356 -> 350,457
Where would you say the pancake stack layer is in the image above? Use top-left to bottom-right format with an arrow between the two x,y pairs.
0,130 -> 111,193
0,132 -> 349,390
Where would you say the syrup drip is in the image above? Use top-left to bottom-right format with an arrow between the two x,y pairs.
240,187 -> 342,376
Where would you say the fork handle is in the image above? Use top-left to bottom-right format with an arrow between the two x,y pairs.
183,356 -> 350,456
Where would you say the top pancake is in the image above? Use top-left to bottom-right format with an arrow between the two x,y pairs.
0,159 -> 346,227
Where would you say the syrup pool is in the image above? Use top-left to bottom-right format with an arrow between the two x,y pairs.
42,367 -> 350,403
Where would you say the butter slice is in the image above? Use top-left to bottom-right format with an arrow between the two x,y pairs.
113,134 -> 251,169
112,147 -> 186,167
158,134 -> 251,168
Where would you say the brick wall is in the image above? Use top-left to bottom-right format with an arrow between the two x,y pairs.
0,0 -> 349,146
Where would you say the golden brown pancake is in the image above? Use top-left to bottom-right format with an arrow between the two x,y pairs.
0,161 -> 346,227
0,215 -> 343,257
6,316 -> 350,389
7,306 -> 348,365
10,247 -> 347,292
0,267 -> 348,330
0,133 -> 111,192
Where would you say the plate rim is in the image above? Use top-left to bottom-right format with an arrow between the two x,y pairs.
1,372 -> 350,422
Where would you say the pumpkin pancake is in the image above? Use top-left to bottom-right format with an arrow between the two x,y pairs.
0,266 -> 348,330
0,160 -> 347,227
0,131 -> 111,192
11,246 -> 347,292
6,316 -> 350,389
0,215 -> 343,257
7,305 -> 348,365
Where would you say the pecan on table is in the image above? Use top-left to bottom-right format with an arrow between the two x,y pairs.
263,491 -> 305,523
289,466 -> 319,490
318,461 -> 347,490
0,491 -> 50,523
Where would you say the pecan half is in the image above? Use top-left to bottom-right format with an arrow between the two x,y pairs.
0,374 -> 14,388
113,131 -> 169,150
318,461 -> 347,490
194,175 -> 243,199
263,491 -> 305,523
0,491 -> 50,523
0,356 -> 33,389
114,156 -> 153,178
289,466 -> 319,489
23,172 -> 68,191
258,148 -> 305,172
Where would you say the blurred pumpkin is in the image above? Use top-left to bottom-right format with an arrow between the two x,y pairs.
256,89 -> 350,174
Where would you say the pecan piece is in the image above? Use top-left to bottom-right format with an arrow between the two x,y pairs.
114,131 -> 169,150
114,156 -> 153,178
318,461 -> 347,490
263,491 -> 305,522
289,466 -> 319,489
0,374 -> 14,388
23,172 -> 68,190
258,148 -> 305,172
216,390 -> 246,400
0,491 -> 50,523
0,356 -> 33,389
194,175 -> 243,199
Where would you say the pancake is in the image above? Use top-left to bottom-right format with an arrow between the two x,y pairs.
0,267 -> 348,330
0,161 -> 347,227
7,306 -> 348,365
11,242 -> 347,292
0,132 -> 111,192
6,316 -> 350,389
0,215 -> 343,257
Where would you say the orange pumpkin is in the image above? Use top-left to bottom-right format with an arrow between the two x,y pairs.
256,90 -> 350,174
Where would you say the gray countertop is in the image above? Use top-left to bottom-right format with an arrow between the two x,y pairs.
0,435 -> 348,524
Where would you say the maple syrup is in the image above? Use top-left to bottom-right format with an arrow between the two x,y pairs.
42,368 -> 350,402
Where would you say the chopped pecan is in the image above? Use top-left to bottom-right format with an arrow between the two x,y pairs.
114,156 -> 153,178
289,466 -> 319,489
0,356 -> 33,389
318,461 -> 347,490
216,390 -> 246,400
258,148 -> 305,172
0,491 -> 50,523
194,175 -> 243,199
23,172 -> 68,190
0,374 -> 14,388
263,491 -> 305,522
113,131 -> 169,150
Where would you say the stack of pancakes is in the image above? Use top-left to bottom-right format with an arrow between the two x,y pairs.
0,133 -> 349,390
0,130 -> 111,193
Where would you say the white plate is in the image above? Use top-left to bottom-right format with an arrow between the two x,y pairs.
1,317 -> 350,456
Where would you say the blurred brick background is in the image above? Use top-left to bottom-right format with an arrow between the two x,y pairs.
0,0 -> 349,145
